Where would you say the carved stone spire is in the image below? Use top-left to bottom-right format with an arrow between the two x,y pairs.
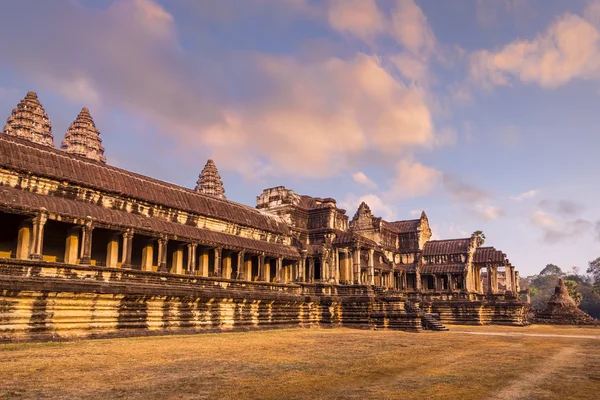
3,91 -> 54,147
195,159 -> 226,199
61,108 -> 106,163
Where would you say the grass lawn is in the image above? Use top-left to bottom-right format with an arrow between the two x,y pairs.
1,325 -> 599,400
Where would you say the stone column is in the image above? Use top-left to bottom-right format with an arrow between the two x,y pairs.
16,220 -> 32,260
120,230 -> 133,269
353,246 -> 361,285
172,244 -> 184,274
447,273 -> 453,292
186,243 -> 197,275
28,213 -> 48,261
319,256 -> 327,283
141,239 -> 154,271
213,247 -> 222,277
222,251 -> 232,279
236,251 -> 245,280
157,237 -> 168,272
198,248 -> 209,277
244,256 -> 253,281
298,253 -> 307,282
486,265 -> 493,294
258,254 -> 265,281
402,272 -> 407,291
334,249 -> 340,284
106,233 -> 120,268
64,226 -> 80,265
79,222 -> 94,265
275,257 -> 283,283
368,248 -> 375,286
308,258 -> 315,283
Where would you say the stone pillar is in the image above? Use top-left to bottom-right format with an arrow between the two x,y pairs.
120,230 -> 133,269
244,256 -> 253,281
141,239 -> 154,271
298,253 -> 307,282
353,246 -> 361,285
186,243 -> 197,275
198,248 -> 209,277
415,267 -> 422,291
258,254 -> 265,281
368,248 -> 375,286
308,258 -> 315,283
157,237 -> 168,273
447,273 -> 453,292
16,220 -> 32,260
172,244 -> 184,274
319,256 -> 327,283
213,247 -> 222,277
106,233 -> 119,268
221,251 -> 232,279
402,272 -> 407,291
276,257 -> 283,283
236,251 -> 245,280
334,249 -> 340,284
28,213 -> 47,261
64,226 -> 80,265
78,221 -> 94,265
486,266 -> 493,294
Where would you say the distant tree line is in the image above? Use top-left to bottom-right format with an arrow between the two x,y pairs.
521,257 -> 600,319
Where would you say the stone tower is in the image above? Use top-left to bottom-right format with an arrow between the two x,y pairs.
3,91 -> 54,147
195,159 -> 226,199
61,108 -> 106,163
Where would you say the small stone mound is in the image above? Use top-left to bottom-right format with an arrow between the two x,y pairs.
534,279 -> 595,325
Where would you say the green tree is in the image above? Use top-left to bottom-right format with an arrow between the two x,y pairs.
539,264 -> 564,277
472,230 -> 485,246
564,279 -> 583,305
587,257 -> 600,295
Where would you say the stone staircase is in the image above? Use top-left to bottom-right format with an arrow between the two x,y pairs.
421,313 -> 449,331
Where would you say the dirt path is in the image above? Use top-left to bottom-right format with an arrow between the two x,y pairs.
447,331 -> 600,340
491,346 -> 577,400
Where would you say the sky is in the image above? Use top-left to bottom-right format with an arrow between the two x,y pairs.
0,0 -> 599,277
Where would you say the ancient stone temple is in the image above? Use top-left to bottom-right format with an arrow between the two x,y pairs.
534,279 -> 595,325
195,159 -> 226,199
2,91 -> 53,147
0,92 -> 528,342
61,107 -> 106,163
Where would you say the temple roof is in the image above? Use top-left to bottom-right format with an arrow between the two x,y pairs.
473,246 -> 506,264
382,219 -> 420,233
421,264 -> 465,274
423,238 -> 472,256
61,107 -> 106,163
0,135 -> 289,235
3,91 -> 53,147
195,159 -> 226,199
0,185 -> 298,258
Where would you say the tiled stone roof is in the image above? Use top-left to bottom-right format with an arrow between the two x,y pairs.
473,246 -> 505,264
421,264 -> 465,274
0,135 -> 289,235
383,219 -> 420,233
0,185 -> 299,258
423,238 -> 472,256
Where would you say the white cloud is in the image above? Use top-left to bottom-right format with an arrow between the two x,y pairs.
387,159 -> 441,199
469,13 -> 600,89
327,0 -> 385,43
352,171 -> 377,189
340,193 -> 396,221
474,204 -> 503,221
510,189 -> 539,201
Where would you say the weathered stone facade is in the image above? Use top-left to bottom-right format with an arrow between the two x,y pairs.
0,92 -> 528,342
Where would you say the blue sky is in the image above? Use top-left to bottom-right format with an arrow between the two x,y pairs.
0,0 -> 599,276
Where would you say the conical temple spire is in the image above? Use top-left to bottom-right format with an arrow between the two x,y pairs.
61,107 -> 106,163
195,159 -> 226,199
3,91 -> 54,147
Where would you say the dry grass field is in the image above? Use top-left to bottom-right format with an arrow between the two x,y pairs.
1,325 -> 599,400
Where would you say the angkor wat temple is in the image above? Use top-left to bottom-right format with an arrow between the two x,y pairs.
0,92 -> 527,342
